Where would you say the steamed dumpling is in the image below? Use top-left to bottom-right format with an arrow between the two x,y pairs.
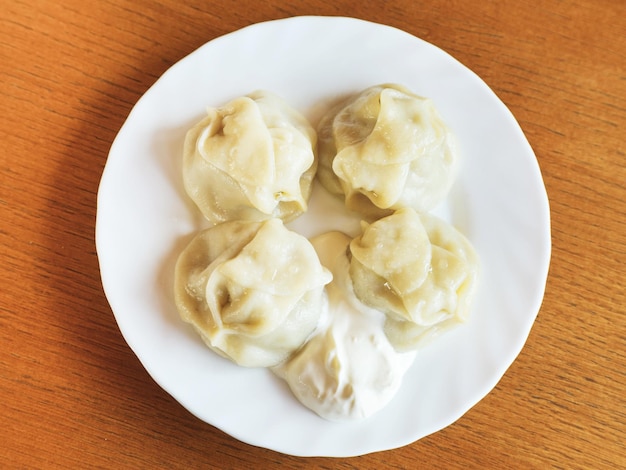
317,84 -> 457,219
183,91 -> 318,223
174,218 -> 332,367
348,208 -> 479,351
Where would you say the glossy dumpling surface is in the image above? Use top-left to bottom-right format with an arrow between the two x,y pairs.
317,84 -> 457,219
174,218 -> 332,367
349,208 -> 479,351
183,91 -> 318,223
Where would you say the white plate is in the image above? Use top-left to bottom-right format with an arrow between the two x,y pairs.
96,16 -> 551,457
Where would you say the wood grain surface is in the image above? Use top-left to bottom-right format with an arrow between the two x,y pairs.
1,0 -> 624,468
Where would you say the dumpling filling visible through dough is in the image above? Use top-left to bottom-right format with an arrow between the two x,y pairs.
183,91 -> 318,223
349,208 -> 479,351
175,86 -> 480,421
317,83 -> 457,219
174,218 -> 332,367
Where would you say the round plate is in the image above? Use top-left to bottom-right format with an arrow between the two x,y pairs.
96,16 -> 551,457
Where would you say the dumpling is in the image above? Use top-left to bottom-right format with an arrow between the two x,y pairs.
317,84 -> 457,219
183,91 -> 318,223
174,218 -> 332,367
273,232 -> 416,421
348,208 -> 479,351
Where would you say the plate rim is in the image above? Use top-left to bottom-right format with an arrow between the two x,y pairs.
96,15 -> 551,457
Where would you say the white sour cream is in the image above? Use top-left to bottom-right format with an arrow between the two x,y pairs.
272,232 -> 416,421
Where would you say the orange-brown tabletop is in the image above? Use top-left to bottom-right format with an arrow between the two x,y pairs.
2,1 -> 624,468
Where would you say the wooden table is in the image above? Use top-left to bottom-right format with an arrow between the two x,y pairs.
2,1 -> 624,468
